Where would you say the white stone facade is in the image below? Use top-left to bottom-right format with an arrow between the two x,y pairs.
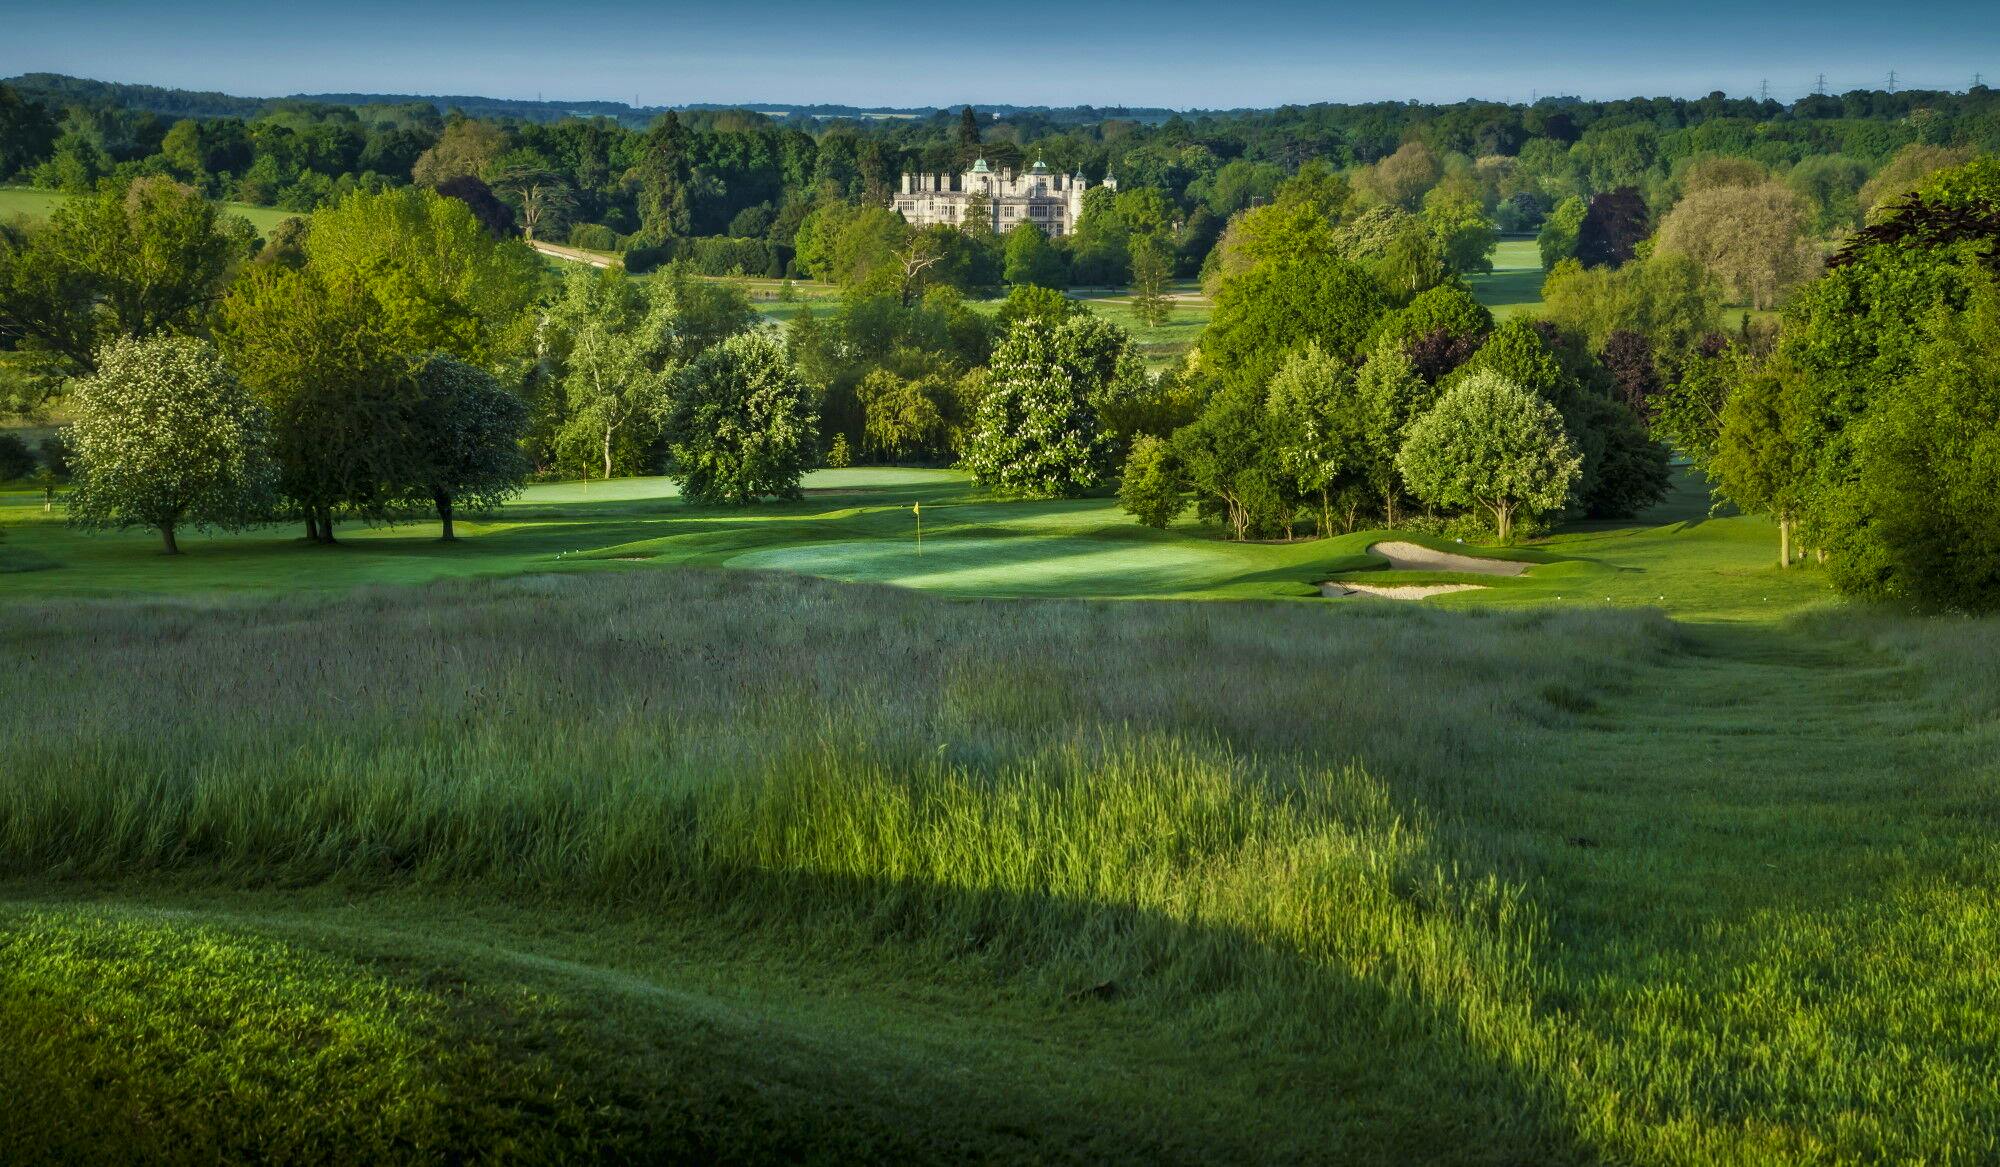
894,158 -> 1113,237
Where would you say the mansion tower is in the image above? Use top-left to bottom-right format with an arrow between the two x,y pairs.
895,158 -> 1114,237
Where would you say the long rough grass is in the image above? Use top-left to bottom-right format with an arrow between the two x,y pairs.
4,568 -> 1999,1163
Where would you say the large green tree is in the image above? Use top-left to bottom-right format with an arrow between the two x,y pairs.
217,264 -> 419,541
1397,370 -> 1582,541
1779,157 -> 2000,587
1711,360 -> 1813,568
1201,252 -> 1387,389
1264,343 -> 1368,535
1172,382 -> 1292,541
1846,276 -> 2000,609
1002,222 -> 1067,289
407,354 -> 529,540
1353,339 -> 1435,526
542,267 -> 683,481
660,331 -> 818,505
0,177 -> 242,381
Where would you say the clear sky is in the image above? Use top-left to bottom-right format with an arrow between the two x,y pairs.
2,0 -> 1994,109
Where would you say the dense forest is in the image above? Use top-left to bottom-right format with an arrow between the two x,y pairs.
5,71 -> 2000,287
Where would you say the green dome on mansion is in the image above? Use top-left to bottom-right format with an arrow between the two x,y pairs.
970,158 -> 991,173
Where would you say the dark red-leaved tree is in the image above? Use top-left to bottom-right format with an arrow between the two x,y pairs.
435,175 -> 517,240
1599,329 -> 1662,418
1575,187 -> 1650,268
1828,191 -> 2000,269
1403,326 -> 1484,384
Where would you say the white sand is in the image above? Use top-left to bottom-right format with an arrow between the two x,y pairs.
1321,581 -> 1489,600
1366,541 -> 1528,576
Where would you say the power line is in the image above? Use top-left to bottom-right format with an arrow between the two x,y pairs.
1759,78 -> 1770,102
1815,73 -> 1827,96
1887,69 -> 1898,93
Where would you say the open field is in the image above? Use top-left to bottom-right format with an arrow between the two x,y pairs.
1467,237 -> 1544,320
0,185 -> 300,235
4,463 -> 2000,1161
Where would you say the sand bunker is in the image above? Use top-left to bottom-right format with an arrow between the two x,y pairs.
1367,541 -> 1528,576
1320,541 -> 1526,600
1321,581 -> 1489,600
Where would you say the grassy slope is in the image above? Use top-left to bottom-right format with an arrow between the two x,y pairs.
7,460 -> 2000,1162
0,185 -> 299,235
3,534 -> 1997,1163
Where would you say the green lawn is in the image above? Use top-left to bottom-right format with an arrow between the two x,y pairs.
0,185 -> 300,235
0,465 -> 1805,617
1467,237 -> 1545,320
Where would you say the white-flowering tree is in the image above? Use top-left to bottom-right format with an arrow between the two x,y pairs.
962,315 -> 1134,498
660,331 -> 818,505
1396,370 -> 1581,542
66,335 -> 278,554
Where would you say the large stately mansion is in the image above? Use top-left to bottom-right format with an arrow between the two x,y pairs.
894,158 -> 1115,237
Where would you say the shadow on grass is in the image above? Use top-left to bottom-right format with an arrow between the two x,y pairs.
0,861 -> 1598,1166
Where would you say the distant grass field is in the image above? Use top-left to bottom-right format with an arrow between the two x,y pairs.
4,463 -> 1999,1160
1467,237 -> 1545,320
0,185 -> 300,235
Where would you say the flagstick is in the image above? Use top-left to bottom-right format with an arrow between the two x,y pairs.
915,502 -> 923,556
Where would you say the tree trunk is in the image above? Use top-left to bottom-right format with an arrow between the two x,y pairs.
1384,490 -> 1399,529
159,523 -> 179,555
1779,514 -> 1791,569
602,426 -> 614,481
305,511 -> 321,542
318,505 -> 337,544
435,489 -> 456,541
1493,501 -> 1513,543
1319,488 -> 1331,539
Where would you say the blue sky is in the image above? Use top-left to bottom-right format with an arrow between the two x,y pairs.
2,0 -> 1994,109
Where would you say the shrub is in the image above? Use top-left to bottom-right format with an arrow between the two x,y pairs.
0,434 -> 35,481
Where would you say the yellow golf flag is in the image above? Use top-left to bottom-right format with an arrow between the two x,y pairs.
913,501 -> 920,516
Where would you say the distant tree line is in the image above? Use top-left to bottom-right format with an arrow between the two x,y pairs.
0,179 -> 820,552
5,74 -> 2000,291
